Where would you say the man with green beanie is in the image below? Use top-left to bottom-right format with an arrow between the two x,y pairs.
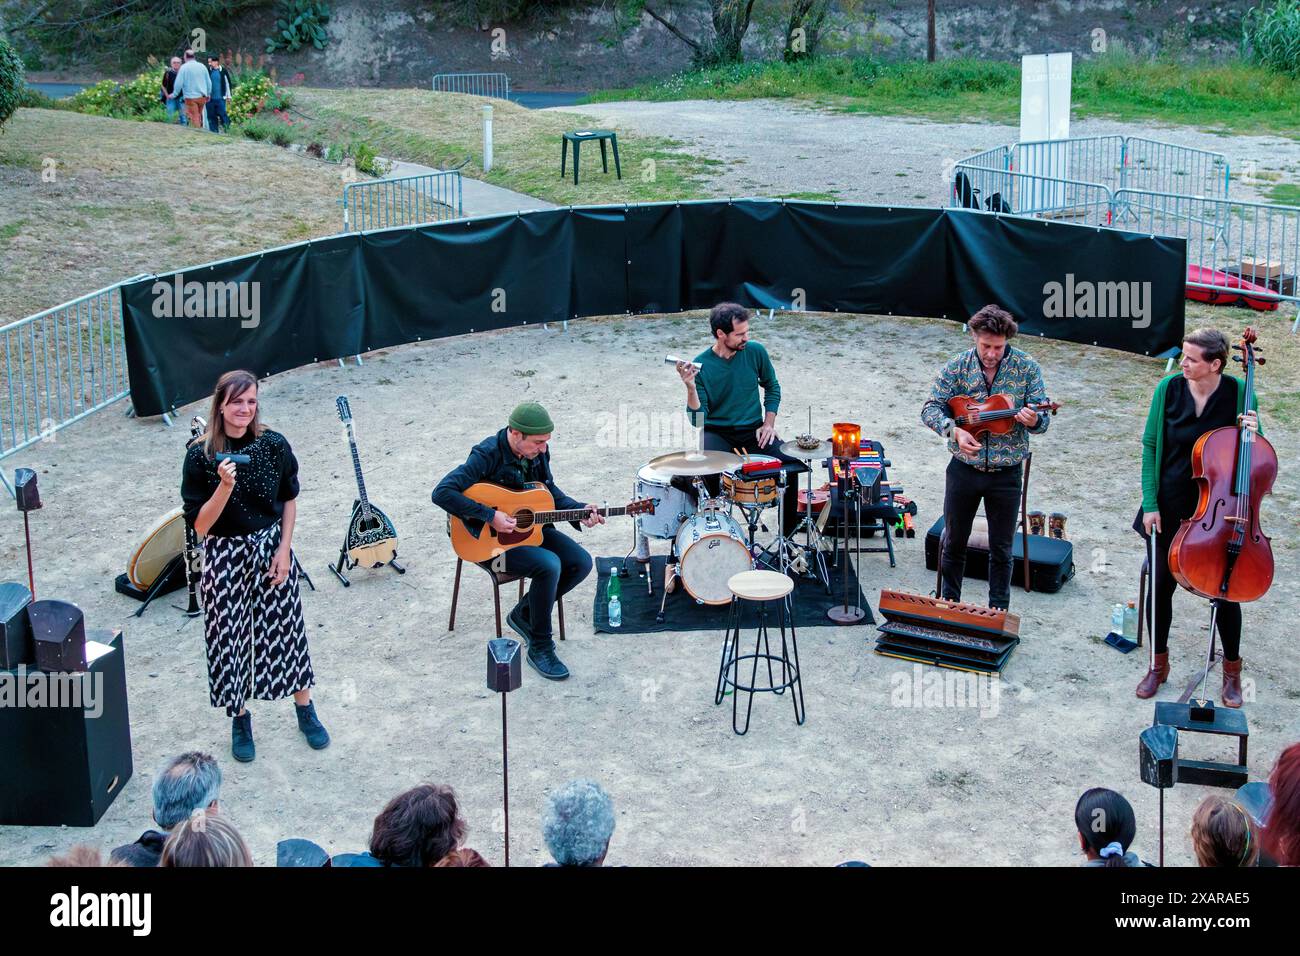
433,403 -> 602,680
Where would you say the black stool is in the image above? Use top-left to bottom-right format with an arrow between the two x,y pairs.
714,570 -> 805,735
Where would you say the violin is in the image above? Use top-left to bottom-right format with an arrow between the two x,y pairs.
948,394 -> 1062,440
1168,328 -> 1276,603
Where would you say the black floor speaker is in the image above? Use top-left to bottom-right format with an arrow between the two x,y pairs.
0,629 -> 133,827
924,516 -> 1075,594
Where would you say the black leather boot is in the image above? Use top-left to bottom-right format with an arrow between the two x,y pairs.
295,700 -> 331,750
232,711 -> 255,762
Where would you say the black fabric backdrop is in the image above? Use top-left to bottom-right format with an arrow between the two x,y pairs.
120,202 -> 1186,416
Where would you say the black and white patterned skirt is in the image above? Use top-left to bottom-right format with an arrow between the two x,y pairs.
200,523 -> 314,716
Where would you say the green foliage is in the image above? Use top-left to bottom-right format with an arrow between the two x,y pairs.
62,67 -> 167,118
0,35 -> 24,130
1243,1 -> 1300,76
9,0 -> 264,71
266,0 -> 332,53
228,71 -> 286,124
351,140 -> 380,175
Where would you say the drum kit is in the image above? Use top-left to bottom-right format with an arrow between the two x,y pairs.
627,439 -> 839,624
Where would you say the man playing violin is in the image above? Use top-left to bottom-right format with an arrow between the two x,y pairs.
921,305 -> 1052,610
1134,328 -> 1260,707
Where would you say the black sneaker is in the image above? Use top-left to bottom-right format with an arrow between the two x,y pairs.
232,711 -> 255,762
294,700 -> 331,750
506,603 -> 532,647
527,641 -> 570,681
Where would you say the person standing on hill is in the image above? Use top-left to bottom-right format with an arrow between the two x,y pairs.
172,49 -> 211,131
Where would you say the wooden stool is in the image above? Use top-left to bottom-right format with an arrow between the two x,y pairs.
448,558 -> 565,641
714,569 -> 804,735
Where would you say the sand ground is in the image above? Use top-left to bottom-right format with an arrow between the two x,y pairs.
1,305 -> 1296,867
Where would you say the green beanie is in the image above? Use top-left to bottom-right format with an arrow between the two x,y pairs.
508,401 -> 554,435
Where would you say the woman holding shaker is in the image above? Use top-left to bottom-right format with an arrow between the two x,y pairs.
181,369 -> 328,762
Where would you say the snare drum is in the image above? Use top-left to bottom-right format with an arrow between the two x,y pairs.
721,454 -> 781,505
675,511 -> 753,605
635,463 -> 695,539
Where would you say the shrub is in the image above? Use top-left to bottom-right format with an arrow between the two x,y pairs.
0,36 -> 24,130
227,70 -> 291,123
62,67 -> 166,119
266,0 -> 331,53
1243,1 -> 1300,75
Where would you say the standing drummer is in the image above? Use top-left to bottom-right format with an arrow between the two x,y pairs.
676,302 -> 801,534
920,305 -> 1051,611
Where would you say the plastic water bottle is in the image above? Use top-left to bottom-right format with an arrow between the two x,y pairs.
1111,603 -> 1125,636
1123,601 -> 1138,641
607,571 -> 622,628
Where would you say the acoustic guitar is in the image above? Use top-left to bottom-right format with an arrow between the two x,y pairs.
333,396 -> 402,577
449,482 -> 653,564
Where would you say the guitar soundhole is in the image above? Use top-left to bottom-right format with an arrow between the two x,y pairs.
358,517 -> 381,532
514,510 -> 535,531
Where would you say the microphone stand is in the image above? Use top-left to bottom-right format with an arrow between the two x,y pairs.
827,461 -> 866,624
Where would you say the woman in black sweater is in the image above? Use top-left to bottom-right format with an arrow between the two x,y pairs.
181,370 -> 328,762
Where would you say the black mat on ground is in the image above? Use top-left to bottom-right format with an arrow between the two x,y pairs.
591,555 -> 871,635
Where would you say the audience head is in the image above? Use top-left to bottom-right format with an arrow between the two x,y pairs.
160,810 -> 252,867
184,49 -> 195,61
1074,787 -> 1137,867
369,784 -> 467,867
543,779 -> 615,867
1190,796 -> 1258,867
169,56 -> 181,69
152,751 -> 222,830
434,848 -> 490,867
1263,742 -> 1300,866
47,845 -> 110,867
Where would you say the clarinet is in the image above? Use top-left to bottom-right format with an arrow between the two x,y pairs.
182,416 -> 206,617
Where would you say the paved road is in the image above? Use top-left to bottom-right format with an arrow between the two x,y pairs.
550,99 -> 1300,206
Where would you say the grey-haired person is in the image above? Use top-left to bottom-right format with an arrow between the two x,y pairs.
543,779 -> 616,867
110,751 -> 223,867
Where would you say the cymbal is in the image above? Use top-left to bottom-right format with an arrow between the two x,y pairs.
648,449 -> 742,476
779,438 -> 832,460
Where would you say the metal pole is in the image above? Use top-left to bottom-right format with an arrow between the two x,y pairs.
483,105 -> 494,174
501,691 -> 510,867
1020,452 -> 1032,592
927,0 -> 936,62
24,510 -> 35,598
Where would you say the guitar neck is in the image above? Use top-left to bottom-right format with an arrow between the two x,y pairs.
534,505 -> 629,524
347,431 -> 370,510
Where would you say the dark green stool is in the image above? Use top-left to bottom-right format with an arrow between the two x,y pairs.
561,129 -> 621,185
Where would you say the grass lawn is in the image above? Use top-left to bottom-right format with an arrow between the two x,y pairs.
0,108 -> 348,325
285,88 -> 718,206
591,54 -> 1300,139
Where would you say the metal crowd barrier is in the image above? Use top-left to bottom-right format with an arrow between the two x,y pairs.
958,135 -> 1230,219
341,170 -> 464,232
1112,189 -> 1300,332
0,279 -> 140,495
953,165 -> 1115,225
432,72 -> 511,100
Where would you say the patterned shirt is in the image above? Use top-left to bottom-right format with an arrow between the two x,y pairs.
920,345 -> 1050,469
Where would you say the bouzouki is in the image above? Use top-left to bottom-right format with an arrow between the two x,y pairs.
449,482 -> 654,564
330,396 -> 405,586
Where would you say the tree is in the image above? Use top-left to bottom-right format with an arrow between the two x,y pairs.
783,0 -> 831,61
634,0 -> 758,66
0,35 -> 23,132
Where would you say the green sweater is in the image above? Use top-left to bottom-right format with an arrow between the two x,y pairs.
687,342 -> 781,429
1141,373 -> 1260,513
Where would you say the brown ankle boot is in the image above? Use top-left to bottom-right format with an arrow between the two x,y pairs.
1136,652 -> 1169,699
1222,657 -> 1243,708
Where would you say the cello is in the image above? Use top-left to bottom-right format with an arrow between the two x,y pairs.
1168,328 -> 1276,603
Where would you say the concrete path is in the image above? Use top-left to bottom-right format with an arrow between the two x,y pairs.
382,158 -> 556,219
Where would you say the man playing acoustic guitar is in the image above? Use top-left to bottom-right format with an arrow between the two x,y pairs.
921,305 -> 1052,610
433,402 -> 603,681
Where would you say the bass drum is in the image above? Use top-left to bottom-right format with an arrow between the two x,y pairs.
675,511 -> 752,605
636,463 -> 695,539
127,507 -> 188,589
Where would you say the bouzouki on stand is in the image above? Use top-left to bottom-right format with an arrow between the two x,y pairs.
449,483 -> 654,564
330,396 -> 405,586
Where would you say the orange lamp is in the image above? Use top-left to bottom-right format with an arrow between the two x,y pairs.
831,422 -> 861,460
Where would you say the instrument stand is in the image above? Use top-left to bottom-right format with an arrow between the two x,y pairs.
328,538 -> 403,588
133,554 -> 188,618
1179,599 -> 1224,706
655,547 -> 680,625
827,470 -> 867,624
789,461 -> 831,591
